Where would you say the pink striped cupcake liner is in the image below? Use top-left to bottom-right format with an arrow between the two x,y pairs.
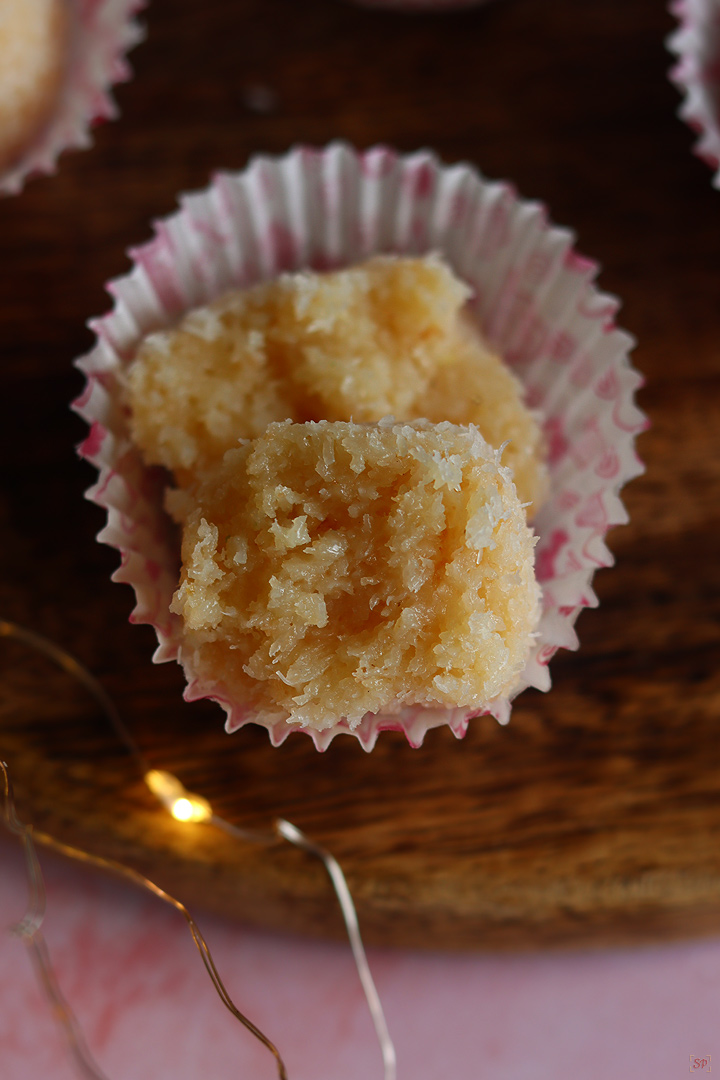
74,142 -> 647,751
1,0 -> 145,197
667,0 -> 720,188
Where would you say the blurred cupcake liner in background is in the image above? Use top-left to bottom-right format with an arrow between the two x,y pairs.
668,0 -> 720,188
0,0 -> 145,197
345,0 -> 491,10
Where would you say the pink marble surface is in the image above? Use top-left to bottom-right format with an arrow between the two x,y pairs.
0,832 -> 718,1079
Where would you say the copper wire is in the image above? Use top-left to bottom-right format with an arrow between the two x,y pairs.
0,619 -> 397,1079
1,759 -> 289,1080
276,819 -> 397,1080
1,761 -> 111,1080
0,620 -> 149,773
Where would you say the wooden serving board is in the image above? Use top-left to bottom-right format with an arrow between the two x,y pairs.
2,0 -> 720,950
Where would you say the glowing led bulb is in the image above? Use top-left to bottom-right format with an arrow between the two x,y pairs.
171,797 -> 194,822
145,769 -> 212,823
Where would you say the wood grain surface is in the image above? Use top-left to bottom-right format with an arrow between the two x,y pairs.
1,0 -> 719,950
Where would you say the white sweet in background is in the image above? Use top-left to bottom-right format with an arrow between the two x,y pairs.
0,0 -> 68,171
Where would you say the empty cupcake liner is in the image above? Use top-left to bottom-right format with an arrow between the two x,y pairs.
667,0 -> 720,188
74,142 -> 646,750
1,0 -> 145,197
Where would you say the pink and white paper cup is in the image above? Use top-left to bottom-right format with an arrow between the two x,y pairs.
1,0 -> 145,197
74,143 -> 646,751
667,0 -> 720,188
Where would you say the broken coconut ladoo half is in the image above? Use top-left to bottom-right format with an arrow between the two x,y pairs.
123,254 -> 547,742
167,418 -> 541,734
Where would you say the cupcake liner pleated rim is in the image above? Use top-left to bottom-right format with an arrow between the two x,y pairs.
667,0 -> 720,188
74,143 -> 647,750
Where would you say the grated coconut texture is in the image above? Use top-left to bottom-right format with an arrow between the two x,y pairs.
126,255 -> 548,512
168,418 -> 541,733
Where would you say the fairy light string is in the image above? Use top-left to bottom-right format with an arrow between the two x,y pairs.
0,619 -> 396,1080
1,761 -> 112,1080
1,762 -> 288,1080
275,819 -> 397,1080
